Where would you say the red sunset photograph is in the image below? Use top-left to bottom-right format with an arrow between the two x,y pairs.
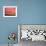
5,8 -> 16,16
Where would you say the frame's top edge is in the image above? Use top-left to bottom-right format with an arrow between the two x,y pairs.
18,24 -> 46,25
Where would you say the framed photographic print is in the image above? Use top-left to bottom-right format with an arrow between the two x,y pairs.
18,24 -> 46,42
3,6 -> 17,17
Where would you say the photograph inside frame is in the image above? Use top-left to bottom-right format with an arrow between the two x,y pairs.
18,24 -> 46,41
